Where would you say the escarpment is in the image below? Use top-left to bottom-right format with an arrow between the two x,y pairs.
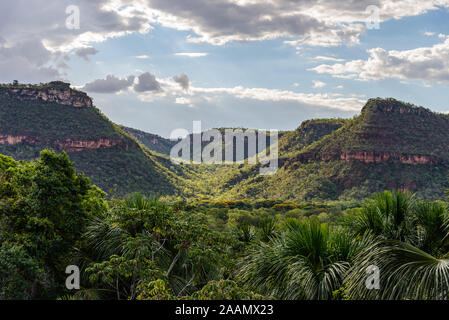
284,151 -> 442,168
283,98 -> 449,168
0,81 -> 92,107
0,134 -> 137,152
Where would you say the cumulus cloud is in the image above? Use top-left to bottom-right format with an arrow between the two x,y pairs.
2,0 -> 449,83
0,0 -> 153,82
173,73 -> 190,91
75,47 -> 99,61
134,72 -> 162,92
82,75 -> 135,93
0,39 -> 62,83
143,0 -> 449,47
310,37 -> 449,83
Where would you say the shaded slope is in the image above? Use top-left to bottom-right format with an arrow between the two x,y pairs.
120,126 -> 176,156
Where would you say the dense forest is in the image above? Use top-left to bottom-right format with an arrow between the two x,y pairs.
1,150 -> 449,300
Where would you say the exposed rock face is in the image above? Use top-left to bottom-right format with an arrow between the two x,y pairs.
1,82 -> 92,107
288,151 -> 442,166
361,98 -> 431,117
55,138 -> 134,152
0,135 -> 30,144
339,152 -> 440,165
0,134 -> 135,152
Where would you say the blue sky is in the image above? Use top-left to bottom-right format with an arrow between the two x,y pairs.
2,0 -> 449,136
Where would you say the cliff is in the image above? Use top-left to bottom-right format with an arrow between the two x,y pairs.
0,81 -> 92,107
286,151 -> 441,168
0,134 -> 136,152
294,98 -> 449,166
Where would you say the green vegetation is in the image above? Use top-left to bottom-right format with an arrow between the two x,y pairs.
2,84 -> 449,300
193,98 -> 449,201
120,126 -> 176,156
303,98 -> 449,159
278,118 -> 348,157
1,151 -> 449,300
0,88 -> 183,196
0,96 -> 122,140
1,87 -> 448,201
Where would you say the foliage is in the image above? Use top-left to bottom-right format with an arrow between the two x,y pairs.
190,280 -> 267,300
0,150 -> 106,298
83,193 -> 235,300
238,217 -> 373,299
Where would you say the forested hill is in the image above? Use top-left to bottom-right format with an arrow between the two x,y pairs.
0,82 -> 448,201
0,81 -> 180,196
212,98 -> 449,201
297,98 -> 449,163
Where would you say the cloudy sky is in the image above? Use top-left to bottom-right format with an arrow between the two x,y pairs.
2,0 -> 449,136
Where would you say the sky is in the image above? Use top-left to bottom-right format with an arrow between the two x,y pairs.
1,0 -> 449,137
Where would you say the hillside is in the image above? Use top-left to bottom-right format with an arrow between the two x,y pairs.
278,118 -> 348,157
120,126 -> 176,156
297,98 -> 449,163
213,98 -> 449,201
1,86 -> 447,201
0,82 -> 180,196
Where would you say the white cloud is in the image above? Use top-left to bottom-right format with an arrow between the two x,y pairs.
312,80 -> 326,88
310,37 -> 449,84
0,0 -> 155,82
314,56 -> 345,62
135,55 -> 150,59
175,97 -> 194,107
137,76 -> 364,112
424,31 -> 435,36
174,52 -> 209,57
2,0 -> 449,83
143,0 -> 449,47
191,86 -> 363,111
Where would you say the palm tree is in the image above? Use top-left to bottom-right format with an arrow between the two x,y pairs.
346,240 -> 449,300
347,190 -> 416,242
238,217 -> 373,299
345,191 -> 449,300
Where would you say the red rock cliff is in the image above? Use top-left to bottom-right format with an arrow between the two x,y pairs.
287,151 -> 442,167
0,134 -> 135,152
